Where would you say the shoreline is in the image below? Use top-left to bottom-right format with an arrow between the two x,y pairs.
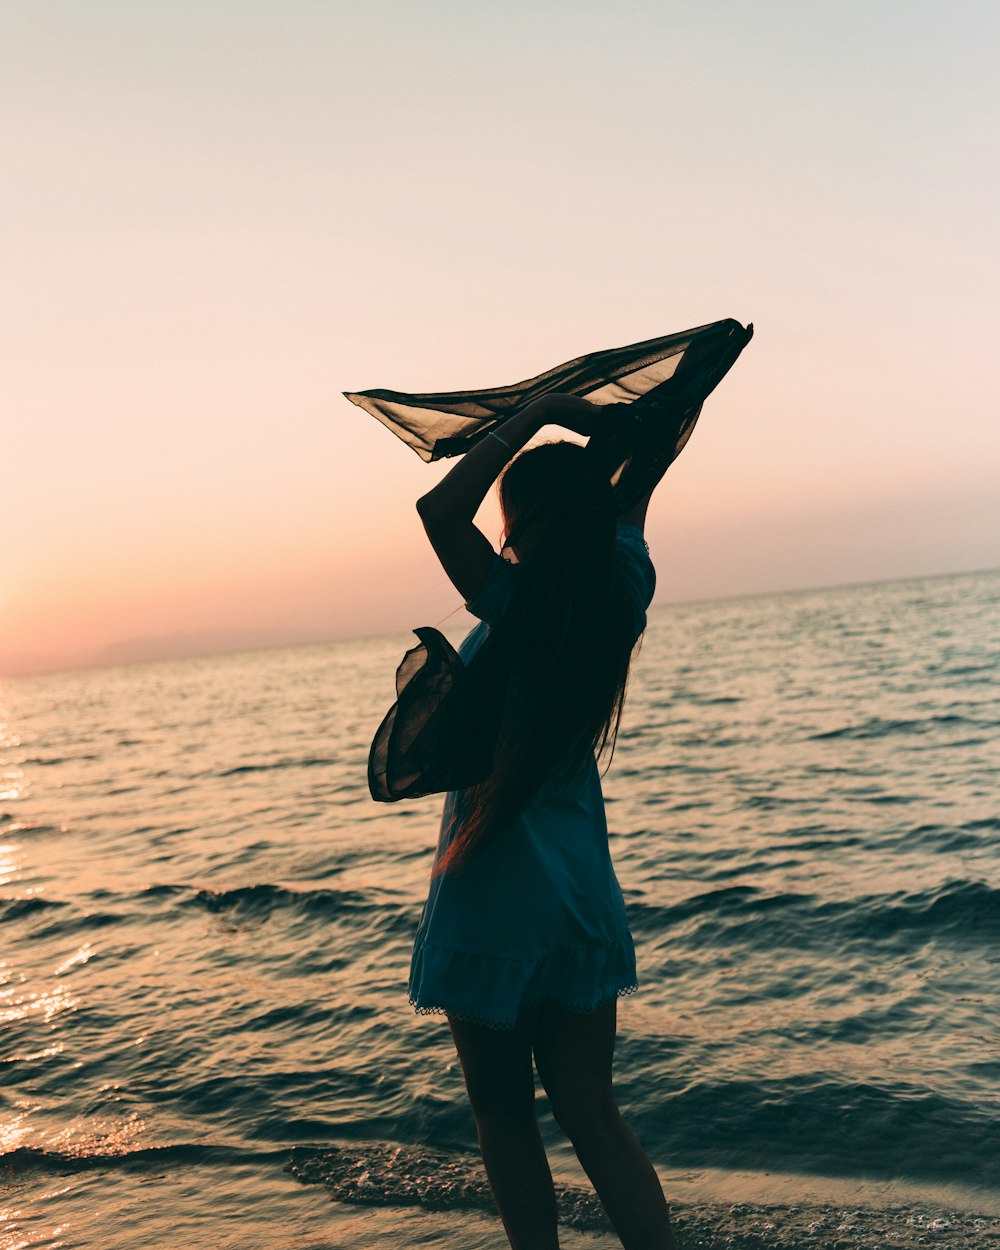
7,1144 -> 999,1250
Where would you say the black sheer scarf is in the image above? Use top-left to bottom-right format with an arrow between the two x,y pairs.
345,318 -> 753,512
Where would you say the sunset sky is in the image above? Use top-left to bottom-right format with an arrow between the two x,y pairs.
4,1 -> 998,676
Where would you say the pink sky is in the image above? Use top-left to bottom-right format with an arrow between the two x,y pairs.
4,2 -> 999,677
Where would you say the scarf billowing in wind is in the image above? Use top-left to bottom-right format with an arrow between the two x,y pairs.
344,318 -> 753,511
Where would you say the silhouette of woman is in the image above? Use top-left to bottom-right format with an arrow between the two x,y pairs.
408,392 -> 680,1250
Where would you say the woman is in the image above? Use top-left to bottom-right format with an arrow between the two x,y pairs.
408,391 -> 679,1250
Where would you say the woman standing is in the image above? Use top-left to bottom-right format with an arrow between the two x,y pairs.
408,391 -> 679,1250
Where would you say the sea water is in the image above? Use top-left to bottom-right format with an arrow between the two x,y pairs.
2,567 -> 999,1249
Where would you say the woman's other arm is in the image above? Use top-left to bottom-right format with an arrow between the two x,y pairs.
616,439 -> 681,531
617,488 -> 652,532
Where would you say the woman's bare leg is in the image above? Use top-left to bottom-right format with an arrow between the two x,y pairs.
533,999 -> 678,1250
448,1004 -> 560,1250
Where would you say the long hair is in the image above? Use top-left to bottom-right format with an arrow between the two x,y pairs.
431,440 -> 643,878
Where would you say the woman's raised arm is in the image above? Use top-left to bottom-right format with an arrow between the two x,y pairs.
414,396 -> 552,604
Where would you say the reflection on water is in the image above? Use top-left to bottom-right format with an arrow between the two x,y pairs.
1,566 -> 999,1248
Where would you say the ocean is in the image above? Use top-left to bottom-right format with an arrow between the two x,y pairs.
2,566 -> 999,1249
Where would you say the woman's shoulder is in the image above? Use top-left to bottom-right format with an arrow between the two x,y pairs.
464,526 -> 653,630
464,552 -> 519,627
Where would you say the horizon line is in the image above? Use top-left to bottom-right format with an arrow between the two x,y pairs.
3,559 -> 998,684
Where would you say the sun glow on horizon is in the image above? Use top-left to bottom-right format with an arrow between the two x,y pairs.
4,3 -> 999,676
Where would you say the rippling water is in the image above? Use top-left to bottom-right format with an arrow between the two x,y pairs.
3,567 -> 999,1248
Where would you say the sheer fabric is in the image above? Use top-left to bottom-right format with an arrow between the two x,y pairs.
345,318 -> 753,511
368,624 -> 511,802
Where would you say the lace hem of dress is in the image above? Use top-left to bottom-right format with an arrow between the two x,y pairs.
408,982 -> 640,1031
408,927 -> 639,1030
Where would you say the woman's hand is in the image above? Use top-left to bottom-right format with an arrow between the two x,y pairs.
543,393 -> 607,438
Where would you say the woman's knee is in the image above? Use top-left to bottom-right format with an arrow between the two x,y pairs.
547,1086 -> 620,1143
474,1101 -> 542,1142
463,1070 -> 539,1128
532,999 -> 619,1140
